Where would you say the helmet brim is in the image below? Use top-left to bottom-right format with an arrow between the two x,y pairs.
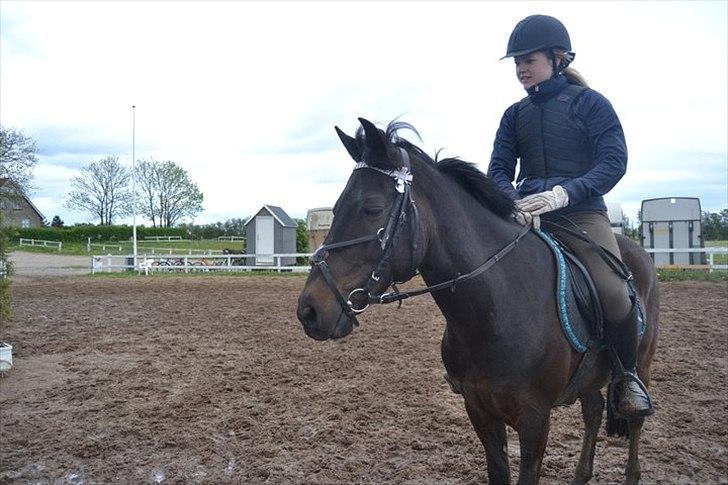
500,44 -> 570,60
500,45 -> 549,60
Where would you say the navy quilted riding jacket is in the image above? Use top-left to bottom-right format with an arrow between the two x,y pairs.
487,74 -> 627,214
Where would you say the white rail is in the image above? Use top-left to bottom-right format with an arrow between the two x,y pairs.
19,238 -> 62,251
91,252 -> 314,274
644,247 -> 728,271
217,236 -> 246,241
87,241 -> 124,253
143,236 -> 185,241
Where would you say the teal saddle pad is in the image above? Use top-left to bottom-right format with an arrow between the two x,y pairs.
536,229 -> 646,353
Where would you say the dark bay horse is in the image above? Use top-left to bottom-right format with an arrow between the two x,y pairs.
296,118 -> 658,484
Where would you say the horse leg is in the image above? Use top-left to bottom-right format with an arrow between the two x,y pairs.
572,391 -> 605,485
623,417 -> 644,484
515,407 -> 551,485
464,399 -> 511,484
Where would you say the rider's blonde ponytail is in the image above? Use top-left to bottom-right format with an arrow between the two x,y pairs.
554,50 -> 589,88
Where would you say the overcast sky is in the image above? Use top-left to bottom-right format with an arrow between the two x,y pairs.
1,0 -> 726,226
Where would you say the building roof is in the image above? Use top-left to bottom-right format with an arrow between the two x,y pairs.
0,177 -> 45,221
244,205 -> 297,228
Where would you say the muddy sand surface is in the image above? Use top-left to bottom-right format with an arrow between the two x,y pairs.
1,276 -> 726,483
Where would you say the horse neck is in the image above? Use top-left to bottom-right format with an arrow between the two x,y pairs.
411,159 -> 524,340
413,159 -> 517,278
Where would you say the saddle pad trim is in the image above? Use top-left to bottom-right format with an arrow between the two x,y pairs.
537,230 -> 588,352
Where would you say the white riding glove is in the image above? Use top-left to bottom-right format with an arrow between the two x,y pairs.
513,210 -> 541,230
515,185 -> 569,216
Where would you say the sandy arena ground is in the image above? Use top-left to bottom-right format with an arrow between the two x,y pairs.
0,272 -> 726,484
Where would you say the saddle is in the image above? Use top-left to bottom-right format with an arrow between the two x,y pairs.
535,229 -> 646,354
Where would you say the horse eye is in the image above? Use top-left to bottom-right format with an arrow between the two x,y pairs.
363,206 -> 384,216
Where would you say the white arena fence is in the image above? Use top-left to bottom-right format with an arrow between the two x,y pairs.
143,236 -> 185,241
19,238 -> 63,251
91,247 -> 727,274
644,247 -> 728,271
91,253 -> 314,274
85,238 -> 224,255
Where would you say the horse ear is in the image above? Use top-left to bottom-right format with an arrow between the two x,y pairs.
335,126 -> 361,162
358,117 -> 391,168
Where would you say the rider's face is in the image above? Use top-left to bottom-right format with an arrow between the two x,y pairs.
514,51 -> 553,89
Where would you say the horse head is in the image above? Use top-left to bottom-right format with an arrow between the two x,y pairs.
296,118 -> 426,340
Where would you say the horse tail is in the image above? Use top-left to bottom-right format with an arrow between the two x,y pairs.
606,382 -> 629,438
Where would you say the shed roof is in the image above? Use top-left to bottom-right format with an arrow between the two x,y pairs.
244,205 -> 298,228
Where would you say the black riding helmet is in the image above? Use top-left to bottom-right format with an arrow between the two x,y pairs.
502,14 -> 571,59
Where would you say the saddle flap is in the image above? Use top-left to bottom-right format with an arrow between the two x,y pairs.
536,230 -> 646,354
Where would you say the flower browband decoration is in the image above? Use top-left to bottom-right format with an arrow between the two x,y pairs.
353,162 -> 412,194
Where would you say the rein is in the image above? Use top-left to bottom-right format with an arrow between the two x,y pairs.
310,148 -> 531,325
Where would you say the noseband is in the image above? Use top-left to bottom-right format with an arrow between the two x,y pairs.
310,148 -> 532,328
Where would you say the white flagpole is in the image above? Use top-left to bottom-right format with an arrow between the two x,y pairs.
132,105 -> 138,270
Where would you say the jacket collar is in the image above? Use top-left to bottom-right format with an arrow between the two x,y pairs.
526,74 -> 568,102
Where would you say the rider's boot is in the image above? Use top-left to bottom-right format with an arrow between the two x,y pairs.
606,298 -> 654,419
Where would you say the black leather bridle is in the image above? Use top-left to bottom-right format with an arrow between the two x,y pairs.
310,148 -> 532,328
310,148 -> 418,327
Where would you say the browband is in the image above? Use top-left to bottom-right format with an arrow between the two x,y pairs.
353,148 -> 412,193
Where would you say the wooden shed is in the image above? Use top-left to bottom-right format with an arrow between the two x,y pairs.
244,205 -> 297,266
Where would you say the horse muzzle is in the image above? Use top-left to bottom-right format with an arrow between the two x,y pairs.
297,295 -> 355,340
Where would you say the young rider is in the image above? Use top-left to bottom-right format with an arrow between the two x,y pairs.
487,14 -> 654,418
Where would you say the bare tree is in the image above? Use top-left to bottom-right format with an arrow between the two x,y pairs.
135,159 -> 203,227
135,159 -> 162,227
0,126 -> 39,202
65,156 -> 133,225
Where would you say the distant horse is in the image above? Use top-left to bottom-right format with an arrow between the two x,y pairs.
296,118 -> 659,484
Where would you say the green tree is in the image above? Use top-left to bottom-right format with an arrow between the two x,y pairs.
296,219 -> 309,253
296,219 -> 309,265
703,210 -> 728,240
223,218 -> 247,236
65,156 -> 133,225
134,159 -> 203,227
0,126 -> 39,207
51,215 -> 64,228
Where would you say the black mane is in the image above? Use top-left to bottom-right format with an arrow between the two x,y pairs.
434,157 -> 515,218
357,120 -> 514,218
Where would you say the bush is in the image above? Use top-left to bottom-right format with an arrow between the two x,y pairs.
15,225 -> 187,243
0,214 -> 15,336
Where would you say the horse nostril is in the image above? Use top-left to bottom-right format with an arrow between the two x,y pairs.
299,305 -> 317,326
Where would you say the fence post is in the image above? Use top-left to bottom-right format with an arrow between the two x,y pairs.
106,254 -> 112,273
184,256 -> 189,273
276,256 -> 281,273
87,237 -> 91,253
59,241 -> 62,252
709,252 -> 714,273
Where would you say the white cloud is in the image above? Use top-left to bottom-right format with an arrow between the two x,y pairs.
1,0 -> 726,226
